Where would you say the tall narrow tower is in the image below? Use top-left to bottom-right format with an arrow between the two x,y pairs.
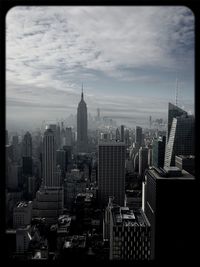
43,127 -> 57,187
22,131 -> 32,157
77,84 -> 88,153
22,131 -> 33,176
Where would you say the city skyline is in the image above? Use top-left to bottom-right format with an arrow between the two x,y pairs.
6,6 -> 194,130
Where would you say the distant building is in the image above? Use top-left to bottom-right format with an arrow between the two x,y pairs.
133,152 -> 139,172
115,128 -> 120,141
103,197 -> 151,260
77,87 -> 88,153
65,127 -> 73,146
22,132 -> 32,158
13,201 -> 32,229
148,148 -> 153,167
135,126 -> 142,148
98,141 -> 125,207
124,129 -> 130,148
22,133 -> 33,177
60,122 -> 66,147
42,127 -> 57,187
56,149 -> 66,175
143,166 -> 195,260
139,147 -> 148,177
28,176 -> 37,199
7,163 -> 21,190
97,108 -> 100,120
12,135 -> 20,163
63,145 -> 72,171
152,136 -> 166,168
120,125 -> 124,142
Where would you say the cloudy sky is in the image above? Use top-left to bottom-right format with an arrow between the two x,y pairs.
6,6 -> 194,130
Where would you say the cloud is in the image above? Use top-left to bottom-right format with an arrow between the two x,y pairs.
6,6 -> 194,126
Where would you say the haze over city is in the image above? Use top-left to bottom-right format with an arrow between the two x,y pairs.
4,4 -> 196,262
6,6 -> 194,131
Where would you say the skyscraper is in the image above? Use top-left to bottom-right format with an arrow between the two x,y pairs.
22,131 -> 33,176
115,128 -> 120,141
60,122 -> 66,147
139,147 -> 148,177
143,166 -> 195,260
104,201 -> 151,260
164,114 -> 194,167
32,126 -> 64,224
98,141 -> 125,207
166,102 -> 187,141
120,125 -> 124,142
22,132 -> 32,157
135,126 -> 142,148
65,127 -> 72,146
42,127 -> 57,187
77,86 -> 88,153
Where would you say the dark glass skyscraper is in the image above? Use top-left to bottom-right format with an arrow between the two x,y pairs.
167,102 -> 187,141
143,167 -> 195,260
98,141 -> 125,207
164,114 -> 194,167
43,127 -> 56,187
22,131 -> 33,176
152,136 -> 166,168
77,87 -> 88,153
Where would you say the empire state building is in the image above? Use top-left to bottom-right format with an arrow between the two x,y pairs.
77,86 -> 88,153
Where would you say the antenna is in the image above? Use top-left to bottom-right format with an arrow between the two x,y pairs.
175,78 -> 178,106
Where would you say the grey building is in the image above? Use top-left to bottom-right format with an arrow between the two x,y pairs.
98,141 -> 125,207
77,87 -> 88,153
32,126 -> 64,224
104,198 -> 151,260
120,125 -> 124,142
135,126 -> 142,148
139,147 -> 148,177
56,149 -> 66,175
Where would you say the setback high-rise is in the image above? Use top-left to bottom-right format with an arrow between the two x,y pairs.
43,127 -> 57,187
77,87 -> 88,153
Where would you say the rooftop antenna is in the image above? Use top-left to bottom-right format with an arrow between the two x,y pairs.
174,71 -> 179,107
81,83 -> 83,99
175,78 -> 178,106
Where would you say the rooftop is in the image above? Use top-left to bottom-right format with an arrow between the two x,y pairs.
16,201 -> 32,209
112,206 -> 149,227
149,167 -> 194,180
98,141 -> 125,146
176,155 -> 195,159
63,235 -> 86,249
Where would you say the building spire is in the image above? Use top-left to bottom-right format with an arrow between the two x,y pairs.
81,83 -> 83,100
